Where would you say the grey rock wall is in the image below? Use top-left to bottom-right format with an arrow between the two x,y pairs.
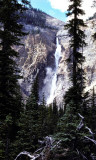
16,12 -> 96,105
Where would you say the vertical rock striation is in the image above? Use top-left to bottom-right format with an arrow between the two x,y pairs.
16,9 -> 96,105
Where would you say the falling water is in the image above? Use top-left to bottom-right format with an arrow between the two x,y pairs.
46,37 -> 61,105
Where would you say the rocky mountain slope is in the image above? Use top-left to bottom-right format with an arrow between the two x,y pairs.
15,8 -> 63,103
16,9 -> 96,105
56,19 -> 96,105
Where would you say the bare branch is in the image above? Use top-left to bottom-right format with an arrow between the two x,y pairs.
15,151 -> 40,160
84,136 -> 96,145
77,113 -> 84,130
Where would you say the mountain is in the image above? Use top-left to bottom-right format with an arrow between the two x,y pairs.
16,8 -> 96,105
56,18 -> 96,105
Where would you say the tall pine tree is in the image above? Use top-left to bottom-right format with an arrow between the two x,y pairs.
0,0 -> 30,120
65,0 -> 86,109
0,1 -> 30,159
55,0 -> 94,159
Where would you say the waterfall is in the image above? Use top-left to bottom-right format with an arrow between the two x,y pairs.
46,37 -> 61,105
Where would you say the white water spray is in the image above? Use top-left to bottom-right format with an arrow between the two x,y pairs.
46,37 -> 61,105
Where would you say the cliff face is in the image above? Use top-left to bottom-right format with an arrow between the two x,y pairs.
15,9 -> 65,103
17,9 -> 96,105
16,28 -> 57,101
56,19 -> 96,105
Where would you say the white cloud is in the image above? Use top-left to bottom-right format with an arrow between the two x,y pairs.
82,0 -> 95,20
48,0 -> 69,12
48,0 -> 96,20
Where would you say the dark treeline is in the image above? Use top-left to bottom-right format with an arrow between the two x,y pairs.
0,73 -> 64,159
18,8 -> 47,28
3,74 -> 64,159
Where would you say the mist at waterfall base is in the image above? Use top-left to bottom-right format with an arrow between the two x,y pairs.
42,38 -> 61,105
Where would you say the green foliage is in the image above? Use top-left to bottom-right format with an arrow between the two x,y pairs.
0,0 -> 30,119
10,74 -> 62,158
55,99 -> 96,159
52,99 -> 58,133
0,0 -> 30,159
12,85 -> 39,158
64,0 -> 86,122
2,1 -> 96,160
46,104 -> 54,135
32,74 -> 39,103
38,94 -> 48,138
57,100 -> 79,140
0,114 -> 13,160
65,0 -> 86,96
86,88 -> 96,136
53,0 -> 96,159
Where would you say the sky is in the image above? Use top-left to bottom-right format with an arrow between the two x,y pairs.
30,0 -> 96,22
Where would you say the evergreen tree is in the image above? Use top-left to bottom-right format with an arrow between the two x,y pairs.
0,114 -> 13,160
65,0 -> 86,108
38,94 -> 48,138
58,107 -> 64,118
64,0 -> 86,135
52,99 -> 58,133
16,95 -> 38,153
46,104 -> 54,135
13,76 -> 40,158
0,1 -> 30,159
32,74 -> 39,104
89,87 -> 96,134
0,0 -> 30,120
9,110 -> 29,159
25,79 -> 39,150
54,0 -> 94,159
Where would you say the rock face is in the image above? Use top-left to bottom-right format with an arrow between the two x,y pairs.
17,9 -> 96,105
15,9 -> 65,103
55,19 -> 96,105
16,27 -> 57,102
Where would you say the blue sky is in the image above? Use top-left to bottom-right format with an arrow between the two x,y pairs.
30,0 -> 67,22
30,0 -> 95,22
